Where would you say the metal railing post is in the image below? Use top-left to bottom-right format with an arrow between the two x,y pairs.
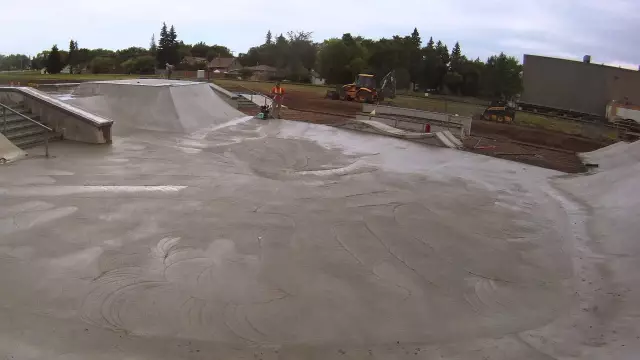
44,134 -> 49,158
2,107 -> 6,133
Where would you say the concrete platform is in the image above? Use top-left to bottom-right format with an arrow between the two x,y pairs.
1,82 -> 637,358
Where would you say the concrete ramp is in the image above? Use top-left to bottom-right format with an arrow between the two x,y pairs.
579,140 -> 640,170
0,132 -> 26,163
68,79 -> 245,135
343,120 -> 463,149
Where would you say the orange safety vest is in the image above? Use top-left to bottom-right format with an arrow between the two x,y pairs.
271,86 -> 284,95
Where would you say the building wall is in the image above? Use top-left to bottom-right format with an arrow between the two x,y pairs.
521,55 -> 640,116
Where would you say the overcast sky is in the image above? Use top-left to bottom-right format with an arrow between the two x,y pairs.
2,0 -> 638,68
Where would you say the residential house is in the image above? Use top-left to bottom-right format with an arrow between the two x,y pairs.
247,65 -> 278,81
181,56 -> 208,67
310,70 -> 325,85
207,57 -> 242,73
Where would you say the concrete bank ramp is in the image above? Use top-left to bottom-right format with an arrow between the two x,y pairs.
579,140 -> 640,170
0,132 -> 26,163
347,120 -> 463,149
68,79 -> 245,135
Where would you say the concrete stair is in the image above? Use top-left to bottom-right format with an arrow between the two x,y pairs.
235,95 -> 260,110
1,103 -> 60,150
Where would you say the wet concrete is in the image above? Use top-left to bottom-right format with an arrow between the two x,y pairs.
0,118 -> 613,359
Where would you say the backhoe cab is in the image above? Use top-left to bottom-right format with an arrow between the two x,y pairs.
341,74 -> 377,103
325,71 -> 396,104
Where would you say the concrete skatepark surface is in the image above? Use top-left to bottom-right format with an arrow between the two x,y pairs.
0,132 -> 26,163
0,80 -> 638,359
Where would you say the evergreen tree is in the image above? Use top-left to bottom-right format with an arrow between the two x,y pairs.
426,37 -> 434,50
157,23 -> 168,66
265,30 -> 273,45
450,41 -> 462,72
150,34 -> 157,58
46,45 -> 63,74
168,25 -> 179,65
68,39 -> 78,73
410,28 -> 421,48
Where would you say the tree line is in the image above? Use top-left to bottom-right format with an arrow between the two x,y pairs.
1,26 -> 523,98
240,29 -> 522,97
2,23 -> 233,76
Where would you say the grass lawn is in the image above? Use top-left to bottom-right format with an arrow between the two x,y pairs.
0,71 -> 143,82
213,79 -> 330,96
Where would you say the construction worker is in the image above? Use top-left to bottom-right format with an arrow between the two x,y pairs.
270,81 -> 285,119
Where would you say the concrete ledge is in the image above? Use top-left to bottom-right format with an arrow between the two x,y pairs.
0,87 -> 113,144
209,83 -> 238,99
356,114 -> 464,138
362,104 -> 472,138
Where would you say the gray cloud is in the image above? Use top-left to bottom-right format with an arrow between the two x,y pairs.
1,0 -> 638,67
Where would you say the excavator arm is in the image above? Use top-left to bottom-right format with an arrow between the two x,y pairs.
378,70 -> 397,101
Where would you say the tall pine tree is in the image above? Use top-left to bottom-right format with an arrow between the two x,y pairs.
265,30 -> 273,45
46,45 -> 63,74
450,41 -> 462,73
68,39 -> 78,74
168,25 -> 179,65
410,27 -> 421,48
150,34 -> 157,59
157,23 -> 169,66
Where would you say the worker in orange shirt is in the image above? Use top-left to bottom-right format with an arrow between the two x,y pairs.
270,81 -> 285,119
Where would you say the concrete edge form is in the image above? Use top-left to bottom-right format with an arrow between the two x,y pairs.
0,87 -> 113,144
0,132 -> 26,163
362,103 -> 473,138
338,119 -> 462,148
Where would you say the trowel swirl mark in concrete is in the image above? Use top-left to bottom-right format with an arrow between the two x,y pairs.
80,236 -> 291,341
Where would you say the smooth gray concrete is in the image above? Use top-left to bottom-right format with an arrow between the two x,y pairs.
0,114 -> 612,359
69,80 -> 245,135
2,80 -> 637,358
0,87 -> 112,143
0,132 -> 25,162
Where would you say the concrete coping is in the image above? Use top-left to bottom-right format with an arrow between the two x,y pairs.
0,86 -> 113,128
209,82 -> 238,99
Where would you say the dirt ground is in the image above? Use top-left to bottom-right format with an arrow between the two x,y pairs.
221,82 -> 611,173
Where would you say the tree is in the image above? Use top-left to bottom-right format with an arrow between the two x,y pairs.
191,41 -> 209,58
68,40 -> 78,74
157,22 -> 169,66
317,39 -> 352,84
149,34 -> 157,58
89,56 -> 115,74
426,37 -> 434,49
116,47 -> 148,64
239,68 -> 254,80
168,25 -> 179,65
0,54 -> 30,71
443,72 -> 463,94
481,53 -> 523,98
410,28 -> 421,48
266,30 -> 273,45
450,42 -> 462,73
46,45 -> 64,74
121,55 -> 156,74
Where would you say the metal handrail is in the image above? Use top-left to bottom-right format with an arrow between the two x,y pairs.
233,84 -> 272,106
1,102 -> 53,157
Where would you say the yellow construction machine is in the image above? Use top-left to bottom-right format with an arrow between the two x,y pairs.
326,71 -> 396,104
